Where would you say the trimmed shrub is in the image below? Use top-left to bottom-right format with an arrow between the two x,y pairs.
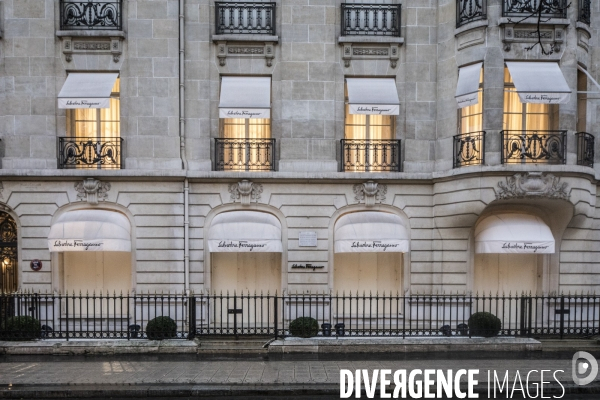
289,317 -> 319,338
468,312 -> 501,337
1,316 -> 42,341
145,316 -> 177,340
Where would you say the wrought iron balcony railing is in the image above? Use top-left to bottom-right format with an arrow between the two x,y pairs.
501,130 -> 566,164
58,137 -> 124,169
341,139 -> 401,172
502,0 -> 567,19
341,4 -> 401,37
215,2 -> 276,35
457,0 -> 487,28
578,0 -> 591,25
215,138 -> 276,171
60,0 -> 122,30
576,132 -> 594,168
453,131 -> 486,168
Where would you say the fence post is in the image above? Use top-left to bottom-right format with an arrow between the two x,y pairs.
188,295 -> 196,340
560,295 -> 565,340
273,293 -> 278,340
519,295 -> 526,336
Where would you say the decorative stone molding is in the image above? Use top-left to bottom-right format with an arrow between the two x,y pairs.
454,20 -> 488,51
61,36 -> 123,63
353,181 -> 387,207
75,178 -> 111,205
215,39 -> 276,67
576,22 -> 592,53
228,180 -> 263,206
341,42 -> 400,68
495,172 -> 569,201
499,18 -> 567,53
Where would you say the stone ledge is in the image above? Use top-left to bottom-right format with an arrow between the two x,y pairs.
338,36 -> 404,44
0,339 -> 197,355
56,30 -> 126,38
268,337 -> 542,353
455,19 -> 489,37
498,17 -> 569,27
212,34 -> 279,43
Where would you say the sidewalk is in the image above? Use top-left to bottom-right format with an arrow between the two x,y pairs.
2,348 -> 600,398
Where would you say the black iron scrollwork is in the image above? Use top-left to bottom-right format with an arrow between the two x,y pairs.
453,131 -> 486,168
502,0 -> 568,19
501,130 -> 566,164
576,132 -> 594,167
457,0 -> 487,28
59,137 -> 123,169
578,0 -> 591,25
60,0 -> 122,30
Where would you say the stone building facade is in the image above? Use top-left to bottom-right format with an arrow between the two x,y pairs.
0,0 -> 599,299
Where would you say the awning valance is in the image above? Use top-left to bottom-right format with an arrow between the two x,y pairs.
58,73 -> 119,109
456,62 -> 482,108
475,213 -> 554,254
219,76 -> 271,119
505,62 -> 571,104
334,212 -> 409,253
48,210 -> 131,252
208,211 -> 282,252
346,78 -> 400,115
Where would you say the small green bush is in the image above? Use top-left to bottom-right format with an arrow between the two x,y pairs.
289,317 -> 319,338
468,312 -> 501,337
1,316 -> 42,341
145,316 -> 177,340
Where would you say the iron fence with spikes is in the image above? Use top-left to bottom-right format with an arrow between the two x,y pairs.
0,291 -> 598,340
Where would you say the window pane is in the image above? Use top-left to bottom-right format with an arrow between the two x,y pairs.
503,91 -> 522,130
249,119 -> 270,139
345,125 -> 367,140
346,112 -> 366,126
369,124 -> 391,140
223,118 -> 246,138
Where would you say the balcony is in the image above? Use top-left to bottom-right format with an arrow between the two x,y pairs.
58,137 -> 124,169
341,139 -> 401,172
214,138 -> 276,172
576,132 -> 594,168
578,0 -> 591,25
453,131 -> 486,168
60,0 -> 122,30
502,0 -> 567,19
501,130 -> 566,165
215,2 -> 276,35
457,0 -> 487,28
341,4 -> 401,37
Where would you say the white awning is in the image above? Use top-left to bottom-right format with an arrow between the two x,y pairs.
219,76 -> 271,118
456,62 -> 482,108
475,213 -> 554,254
48,210 -> 131,252
346,78 -> 400,115
208,211 -> 282,252
58,73 -> 119,109
334,212 -> 409,253
506,62 -> 571,104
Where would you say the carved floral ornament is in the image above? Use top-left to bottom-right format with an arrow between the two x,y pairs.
228,180 -> 263,206
75,178 -> 111,205
495,172 -> 570,201
354,181 -> 387,207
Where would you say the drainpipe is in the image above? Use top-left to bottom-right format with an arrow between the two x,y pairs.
179,0 -> 190,294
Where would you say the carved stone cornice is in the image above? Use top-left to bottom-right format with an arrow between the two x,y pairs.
75,178 -> 111,205
495,172 -> 569,201
353,181 -> 387,207
228,180 -> 263,206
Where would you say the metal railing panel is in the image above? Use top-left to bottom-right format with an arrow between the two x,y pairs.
501,130 -> 566,164
341,4 -> 401,37
215,2 -> 276,35
502,0 -> 568,19
214,138 -> 276,171
60,0 -> 123,30
576,132 -> 594,168
453,131 -> 485,168
341,139 -> 402,172
578,0 -> 591,25
457,0 -> 487,28
58,137 -> 124,169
